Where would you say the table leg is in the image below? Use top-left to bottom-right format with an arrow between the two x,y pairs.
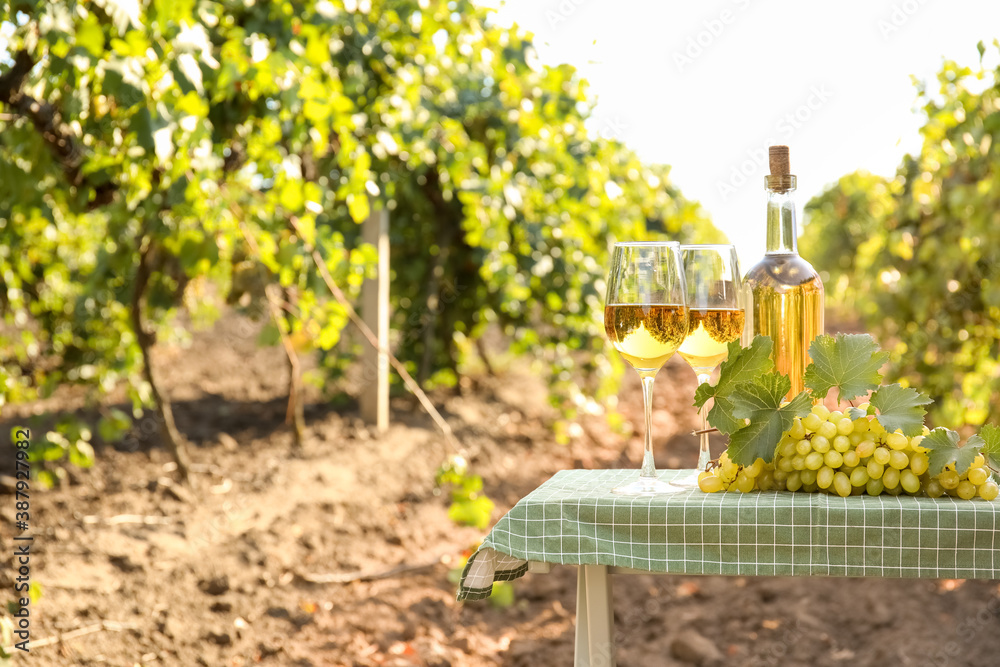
575,564 -> 615,667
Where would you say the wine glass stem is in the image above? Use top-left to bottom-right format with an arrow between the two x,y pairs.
696,373 -> 712,473
639,372 -> 657,480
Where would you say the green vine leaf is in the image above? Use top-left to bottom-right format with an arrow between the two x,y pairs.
846,406 -> 870,420
968,424 -> 1000,471
694,336 -> 774,435
870,383 -> 933,436
726,373 -> 812,466
922,428 -> 981,476
803,333 -> 888,402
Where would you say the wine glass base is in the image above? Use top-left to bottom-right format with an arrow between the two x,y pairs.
611,476 -> 686,495
669,471 -> 702,489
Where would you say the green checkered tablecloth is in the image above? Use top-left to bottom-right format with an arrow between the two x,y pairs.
458,468 -> 1000,601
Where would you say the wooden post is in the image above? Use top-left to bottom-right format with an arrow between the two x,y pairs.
575,565 -> 615,667
360,204 -> 390,432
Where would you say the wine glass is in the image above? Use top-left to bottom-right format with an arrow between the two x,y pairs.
672,244 -> 745,488
604,242 -> 689,495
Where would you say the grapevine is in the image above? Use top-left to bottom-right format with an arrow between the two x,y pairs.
696,334 -> 1000,500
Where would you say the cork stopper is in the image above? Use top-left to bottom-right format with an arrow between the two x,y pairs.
768,145 -> 789,176
766,145 -> 795,192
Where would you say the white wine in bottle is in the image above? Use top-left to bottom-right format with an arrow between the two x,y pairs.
743,146 -> 824,397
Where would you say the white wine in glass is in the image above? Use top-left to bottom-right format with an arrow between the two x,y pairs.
673,244 -> 745,489
678,309 -> 745,374
604,242 -> 689,495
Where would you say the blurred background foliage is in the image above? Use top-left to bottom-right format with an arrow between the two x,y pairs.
0,0 -> 719,478
801,40 -> 1000,429
8,0 -> 1000,479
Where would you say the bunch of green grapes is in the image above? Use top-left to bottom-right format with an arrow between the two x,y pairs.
774,404 -> 884,497
698,402 -> 999,500
926,456 -> 999,500
697,451 -> 774,493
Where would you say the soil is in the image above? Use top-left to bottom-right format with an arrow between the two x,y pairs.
3,313 -> 1000,667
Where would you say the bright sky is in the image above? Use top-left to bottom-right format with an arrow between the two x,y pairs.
481,0 -> 1000,267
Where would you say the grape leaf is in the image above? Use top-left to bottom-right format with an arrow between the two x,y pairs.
694,336 -> 774,435
803,333 -> 889,402
726,373 -> 813,466
870,383 -> 932,436
922,428 -> 981,476
968,424 -> 1000,472
846,406 -> 869,420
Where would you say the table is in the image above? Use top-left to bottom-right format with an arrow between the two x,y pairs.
458,469 -> 1000,666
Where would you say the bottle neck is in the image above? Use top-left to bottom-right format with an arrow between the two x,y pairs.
765,185 -> 798,254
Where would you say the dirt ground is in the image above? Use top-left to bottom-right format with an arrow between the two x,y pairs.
3,313 -> 1000,667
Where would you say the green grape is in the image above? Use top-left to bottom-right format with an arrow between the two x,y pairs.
832,435 -> 851,453
811,404 -> 831,420
968,467 -> 988,485
811,437 -> 831,454
817,466 -> 835,489
788,419 -> 806,440
910,435 -> 926,452
853,417 -> 870,433
836,417 -> 855,436
900,469 -> 921,494
699,473 -> 725,493
800,469 -> 818,485
909,452 -> 929,476
829,410 -> 844,422
833,472 -> 852,498
849,433 -> 863,446
777,457 -> 794,473
866,478 -> 885,496
786,471 -> 803,492
736,471 -> 756,493
746,458 -> 764,478
795,439 -> 813,456
773,470 -> 789,486
883,467 -> 901,490
758,468 -> 775,491
956,480 -> 977,500
805,452 -> 825,471
924,479 -> 945,498
802,482 -> 819,493
721,458 -> 739,483
888,450 -> 909,470
850,467 -> 870,488
823,451 -> 843,468
779,440 -> 797,458
886,432 -> 908,451
885,484 -> 903,496
856,440 -> 876,459
873,447 -> 891,466
818,421 -> 839,440
938,470 -> 960,490
979,480 -> 999,501
867,459 -> 885,480
973,454 -> 986,468
803,413 -> 823,432
791,455 -> 806,471
843,450 -> 861,468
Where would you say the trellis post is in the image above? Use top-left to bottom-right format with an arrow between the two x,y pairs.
360,204 -> 390,432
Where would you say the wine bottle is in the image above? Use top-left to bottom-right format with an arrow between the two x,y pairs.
743,146 -> 824,397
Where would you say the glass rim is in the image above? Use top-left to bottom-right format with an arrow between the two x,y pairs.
680,243 -> 737,249
612,241 -> 681,247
